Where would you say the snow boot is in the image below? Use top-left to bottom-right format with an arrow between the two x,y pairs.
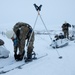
25,54 -> 32,62
17,50 -> 25,61
14,53 -> 18,60
25,58 -> 32,62
16,54 -> 23,61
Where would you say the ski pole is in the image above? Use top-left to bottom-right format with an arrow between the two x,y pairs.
39,13 -> 52,40
55,48 -> 62,59
27,4 -> 42,50
27,13 -> 39,50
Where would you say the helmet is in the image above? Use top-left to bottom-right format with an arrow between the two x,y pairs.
5,30 -> 15,39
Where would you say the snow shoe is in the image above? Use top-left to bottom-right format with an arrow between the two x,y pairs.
25,58 -> 33,62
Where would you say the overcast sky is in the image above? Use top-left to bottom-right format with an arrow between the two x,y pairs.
0,0 -> 75,30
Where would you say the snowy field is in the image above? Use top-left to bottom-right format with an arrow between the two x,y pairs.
0,29 -> 75,75
0,0 -> 75,75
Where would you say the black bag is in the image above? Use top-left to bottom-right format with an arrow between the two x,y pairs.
0,39 -> 4,46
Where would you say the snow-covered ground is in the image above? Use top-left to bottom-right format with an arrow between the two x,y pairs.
0,0 -> 75,75
0,29 -> 75,75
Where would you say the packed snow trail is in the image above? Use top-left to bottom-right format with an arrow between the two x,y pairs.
0,53 -> 48,74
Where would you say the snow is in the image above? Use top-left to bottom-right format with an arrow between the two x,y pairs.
0,32 -> 75,75
0,0 -> 75,75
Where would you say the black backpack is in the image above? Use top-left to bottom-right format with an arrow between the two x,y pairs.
0,39 -> 4,46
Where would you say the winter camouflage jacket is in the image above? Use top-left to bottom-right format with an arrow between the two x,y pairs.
62,23 -> 71,32
13,22 -> 34,56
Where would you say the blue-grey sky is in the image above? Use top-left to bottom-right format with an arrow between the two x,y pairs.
0,0 -> 75,29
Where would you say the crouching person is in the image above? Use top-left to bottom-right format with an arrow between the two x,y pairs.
11,22 -> 35,61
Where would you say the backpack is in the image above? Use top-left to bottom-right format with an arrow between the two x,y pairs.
0,39 -> 4,46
